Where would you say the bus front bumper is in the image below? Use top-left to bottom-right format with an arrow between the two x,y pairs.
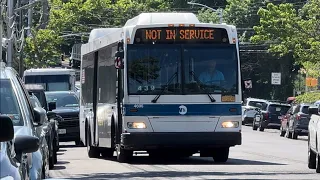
121,132 -> 241,150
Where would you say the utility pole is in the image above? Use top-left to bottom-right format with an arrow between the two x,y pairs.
18,0 -> 24,76
7,0 -> 14,67
27,0 -> 33,36
0,2 -> 3,63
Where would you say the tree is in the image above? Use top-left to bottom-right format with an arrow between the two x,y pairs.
251,1 -> 320,63
23,29 -> 62,68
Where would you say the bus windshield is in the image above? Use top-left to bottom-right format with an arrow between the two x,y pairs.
24,75 -> 70,91
127,44 -> 238,95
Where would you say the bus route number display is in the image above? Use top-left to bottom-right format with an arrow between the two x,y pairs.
134,27 -> 229,44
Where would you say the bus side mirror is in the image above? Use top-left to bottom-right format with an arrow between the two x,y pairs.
114,51 -> 124,69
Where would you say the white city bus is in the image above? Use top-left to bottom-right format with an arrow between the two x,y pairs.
80,12 -> 242,163
23,68 -> 76,91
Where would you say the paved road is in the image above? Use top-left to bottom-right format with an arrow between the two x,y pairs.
49,126 -> 317,179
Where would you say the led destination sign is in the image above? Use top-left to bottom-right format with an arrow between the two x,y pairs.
133,27 -> 230,44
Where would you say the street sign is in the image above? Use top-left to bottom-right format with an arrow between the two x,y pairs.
244,80 -> 252,89
271,72 -> 281,85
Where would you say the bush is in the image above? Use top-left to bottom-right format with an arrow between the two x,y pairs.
296,92 -> 320,103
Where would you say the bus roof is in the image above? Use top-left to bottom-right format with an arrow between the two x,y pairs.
124,12 -> 200,27
88,28 -> 122,42
24,68 -> 76,76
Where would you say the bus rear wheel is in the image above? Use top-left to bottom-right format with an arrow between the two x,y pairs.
212,147 -> 229,163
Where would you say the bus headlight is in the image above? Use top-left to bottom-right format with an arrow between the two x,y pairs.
221,121 -> 239,128
127,122 -> 146,129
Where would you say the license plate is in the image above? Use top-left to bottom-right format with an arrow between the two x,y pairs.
58,129 -> 66,134
278,116 -> 282,119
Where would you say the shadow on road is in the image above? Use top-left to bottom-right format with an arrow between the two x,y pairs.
100,156 -> 286,166
52,165 -> 67,170
57,152 -> 65,156
68,171 -> 312,179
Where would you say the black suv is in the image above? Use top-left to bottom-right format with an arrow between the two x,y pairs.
45,91 -> 81,145
253,100 -> 291,131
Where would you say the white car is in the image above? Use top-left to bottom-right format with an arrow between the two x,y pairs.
308,105 -> 320,173
242,98 -> 267,125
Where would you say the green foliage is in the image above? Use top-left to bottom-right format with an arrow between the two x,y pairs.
251,1 -> 320,63
296,92 -> 320,103
23,29 -> 62,68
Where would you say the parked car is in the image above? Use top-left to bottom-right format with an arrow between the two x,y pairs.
253,100 -> 291,131
25,84 -> 61,155
0,115 -> 40,180
307,105 -> 320,173
280,103 -> 311,139
0,62 -> 49,179
29,94 -> 58,169
242,98 -> 267,125
45,91 -> 81,145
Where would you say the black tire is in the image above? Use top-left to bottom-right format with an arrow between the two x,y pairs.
285,127 -> 292,139
212,147 -> 229,163
54,149 -> 57,164
49,141 -> 54,170
292,131 -> 298,139
259,124 -> 264,132
317,154 -> 320,173
308,141 -> 316,169
116,145 -> 132,163
101,148 -> 114,158
86,127 -> 100,158
279,126 -> 285,137
252,120 -> 258,131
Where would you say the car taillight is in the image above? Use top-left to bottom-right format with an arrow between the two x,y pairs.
296,115 -> 301,120
264,112 -> 269,120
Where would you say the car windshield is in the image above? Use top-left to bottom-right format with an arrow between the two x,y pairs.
24,75 -> 70,91
127,44 -> 238,95
301,106 -> 309,114
268,104 -> 291,114
248,101 -> 266,108
45,92 -> 79,108
0,79 -> 23,126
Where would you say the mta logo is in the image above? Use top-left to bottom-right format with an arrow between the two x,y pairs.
179,105 -> 187,115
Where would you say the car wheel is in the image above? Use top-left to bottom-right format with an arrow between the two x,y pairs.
308,140 -> 316,169
279,126 -> 285,137
49,141 -> 55,169
101,148 -> 114,158
292,131 -> 298,139
212,147 -> 229,163
285,127 -> 292,139
316,154 -> 320,173
252,120 -> 258,131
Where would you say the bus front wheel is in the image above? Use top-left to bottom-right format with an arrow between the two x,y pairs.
212,147 -> 229,163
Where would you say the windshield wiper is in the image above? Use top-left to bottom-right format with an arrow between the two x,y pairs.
151,72 -> 178,103
189,71 -> 216,102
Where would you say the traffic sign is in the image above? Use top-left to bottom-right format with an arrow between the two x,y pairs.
271,72 -> 281,85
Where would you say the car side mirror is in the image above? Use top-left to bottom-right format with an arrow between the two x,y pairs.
308,106 -> 319,115
0,115 -> 14,142
47,111 -> 56,119
14,135 -> 39,154
33,107 -> 46,125
48,101 -> 56,111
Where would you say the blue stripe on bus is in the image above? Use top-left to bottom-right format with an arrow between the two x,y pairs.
123,104 -> 242,116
